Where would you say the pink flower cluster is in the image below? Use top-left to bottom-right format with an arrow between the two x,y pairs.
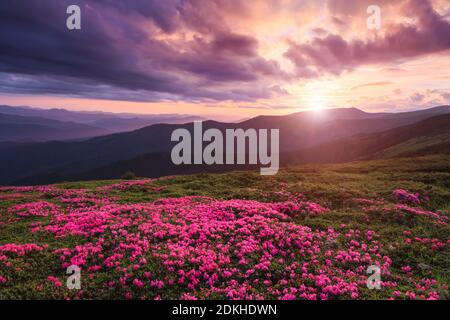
0,243 -> 47,256
362,202 -> 448,226
47,276 -> 62,287
271,201 -> 329,216
0,193 -> 34,201
403,233 -> 448,250
393,189 -> 421,205
98,180 -> 165,192
0,185 -> 56,194
38,196 -> 397,300
0,243 -> 48,286
393,204 -> 448,225
8,201 -> 60,217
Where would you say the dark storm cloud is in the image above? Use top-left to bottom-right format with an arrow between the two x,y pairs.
95,0 -> 249,34
0,0 -> 284,102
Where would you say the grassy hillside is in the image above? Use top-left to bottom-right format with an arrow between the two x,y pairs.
0,155 -> 449,300
285,114 -> 450,165
374,134 -> 450,159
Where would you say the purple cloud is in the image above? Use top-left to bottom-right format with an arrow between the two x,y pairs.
0,0 -> 284,102
286,0 -> 450,78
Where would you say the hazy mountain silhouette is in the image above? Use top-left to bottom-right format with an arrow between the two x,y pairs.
0,105 -> 204,133
0,113 -> 110,142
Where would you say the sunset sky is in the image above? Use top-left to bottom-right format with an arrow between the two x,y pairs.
0,0 -> 449,120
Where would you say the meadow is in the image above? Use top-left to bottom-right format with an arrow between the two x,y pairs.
0,155 -> 449,300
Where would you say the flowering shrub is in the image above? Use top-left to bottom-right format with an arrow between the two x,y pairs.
47,276 -> 62,287
393,189 -> 421,205
0,193 -> 34,201
393,204 -> 448,225
362,202 -> 448,226
0,185 -> 57,194
98,180 -> 165,193
0,243 -> 47,256
271,201 -> 329,216
8,201 -> 60,217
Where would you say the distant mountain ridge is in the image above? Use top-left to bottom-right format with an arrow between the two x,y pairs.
1,105 -> 450,185
0,105 -> 205,135
0,113 -> 111,142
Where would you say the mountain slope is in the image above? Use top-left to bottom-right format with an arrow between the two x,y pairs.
374,134 -> 450,159
284,113 -> 450,165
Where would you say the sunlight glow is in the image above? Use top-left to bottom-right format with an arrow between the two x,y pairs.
307,96 -> 327,112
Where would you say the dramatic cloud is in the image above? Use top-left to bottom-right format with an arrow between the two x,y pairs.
411,93 -> 426,103
286,0 -> 450,78
0,0 -> 448,110
0,0 -> 284,102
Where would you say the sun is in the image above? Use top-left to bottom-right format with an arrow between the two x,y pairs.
307,96 -> 326,112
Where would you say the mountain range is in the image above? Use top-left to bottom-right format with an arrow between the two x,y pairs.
0,113 -> 111,142
0,105 -> 204,141
0,105 -> 449,185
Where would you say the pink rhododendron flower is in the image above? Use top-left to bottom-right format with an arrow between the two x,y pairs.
47,276 -> 62,287
393,189 -> 421,205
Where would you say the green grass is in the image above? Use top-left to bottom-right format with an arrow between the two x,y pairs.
375,134 -> 450,158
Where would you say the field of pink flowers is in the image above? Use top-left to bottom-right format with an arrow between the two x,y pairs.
0,157 -> 449,300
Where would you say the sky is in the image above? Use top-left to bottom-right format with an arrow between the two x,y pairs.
0,0 -> 449,121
